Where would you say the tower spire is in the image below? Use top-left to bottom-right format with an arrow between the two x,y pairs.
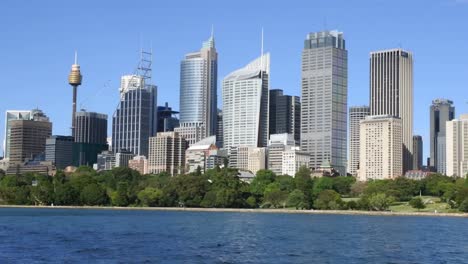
74,50 -> 78,65
211,24 -> 214,39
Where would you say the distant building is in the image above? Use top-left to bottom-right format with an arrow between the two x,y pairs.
185,136 -> 220,173
73,111 -> 108,167
229,146 -> 266,175
148,132 -> 188,176
174,124 -> 204,146
430,99 -> 455,173
446,114 -> 468,177
222,53 -> 270,150
45,135 -> 74,170
358,115 -> 403,181
269,89 -> 300,142
301,30 -> 347,175
248,147 -> 266,175
179,33 -> 218,142
404,170 -> 433,180
8,109 -> 52,165
348,106 -> 370,176
157,102 -> 179,133
115,150 -> 135,168
413,135 -> 423,170
95,151 -> 115,171
128,156 -> 148,175
216,109 -> 223,148
370,49 -> 413,173
112,74 -> 157,157
282,147 -> 310,177
267,134 -> 296,175
3,110 -> 34,159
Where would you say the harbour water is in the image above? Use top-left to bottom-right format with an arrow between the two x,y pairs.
0,208 -> 467,263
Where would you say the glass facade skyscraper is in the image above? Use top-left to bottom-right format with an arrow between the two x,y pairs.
430,99 -> 455,173
301,30 -> 347,175
179,35 -> 217,143
222,53 -> 270,150
112,75 -> 157,157
269,89 -> 301,143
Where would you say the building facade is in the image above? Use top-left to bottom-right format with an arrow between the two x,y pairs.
45,135 -> 74,169
430,99 -> 455,173
3,110 -> 33,159
148,132 -> 188,176
73,111 -> 108,167
301,30 -> 347,175
185,136 -> 218,173
222,53 -> 270,150
157,102 -> 179,133
269,89 -> 301,142
128,156 -> 148,175
179,34 -> 217,142
358,116 -> 403,181
413,135 -> 423,170
446,115 -> 468,177
8,109 -> 52,165
348,106 -> 370,176
112,74 -> 157,157
370,49 -> 413,173
282,147 -> 310,177
267,133 -> 296,175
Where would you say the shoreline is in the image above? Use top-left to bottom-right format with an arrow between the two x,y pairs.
0,205 -> 467,218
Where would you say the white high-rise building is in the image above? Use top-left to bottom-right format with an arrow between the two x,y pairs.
370,49 -> 413,173
358,115 -> 403,181
222,53 -> 270,150
301,30 -> 347,175
446,115 -> 468,178
179,33 -> 217,145
348,106 -> 370,176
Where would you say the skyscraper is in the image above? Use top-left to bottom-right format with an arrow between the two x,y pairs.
413,135 -> 423,170
348,106 -> 370,176
8,109 -> 52,165
269,89 -> 301,142
222,53 -> 269,151
430,99 -> 455,173
178,33 -> 217,143
73,111 -> 108,167
370,49 -> 414,173
301,30 -> 347,175
157,102 -> 179,133
446,114 -> 468,177
358,115 -> 403,181
148,132 -> 188,176
3,110 -> 33,159
45,135 -> 74,169
112,55 -> 157,157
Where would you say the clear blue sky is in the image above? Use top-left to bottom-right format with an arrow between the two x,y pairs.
1,0 -> 467,163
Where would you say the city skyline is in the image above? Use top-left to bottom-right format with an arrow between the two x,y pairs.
1,0 -> 468,163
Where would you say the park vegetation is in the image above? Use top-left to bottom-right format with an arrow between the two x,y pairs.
0,167 -> 467,213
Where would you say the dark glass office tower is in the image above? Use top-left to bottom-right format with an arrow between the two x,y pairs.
73,111 -> 108,167
157,102 -> 179,133
429,99 -> 455,173
269,89 -> 300,143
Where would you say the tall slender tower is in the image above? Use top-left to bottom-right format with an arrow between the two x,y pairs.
370,49 -> 413,173
68,52 -> 82,138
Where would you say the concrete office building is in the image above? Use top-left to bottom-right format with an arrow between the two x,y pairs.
128,156 -> 148,175
3,110 -> 34,159
8,109 -> 52,165
95,151 -> 115,171
348,106 -> 370,176
148,132 -> 188,176
179,33 -> 218,143
413,135 -> 423,170
45,135 -> 74,169
430,99 -> 455,173
370,49 -> 413,173
216,109 -> 223,148
358,115 -> 403,181
228,146 -> 266,175
112,74 -> 157,157
282,147 -> 310,177
267,133 -> 296,175
446,115 -> 468,177
222,53 -> 270,150
185,136 -> 218,173
301,30 -> 347,175
269,89 -> 301,142
73,111 -> 108,167
115,150 -> 135,168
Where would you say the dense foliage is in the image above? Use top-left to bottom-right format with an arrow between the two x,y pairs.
0,167 -> 467,212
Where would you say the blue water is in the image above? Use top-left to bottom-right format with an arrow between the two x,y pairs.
0,208 -> 467,263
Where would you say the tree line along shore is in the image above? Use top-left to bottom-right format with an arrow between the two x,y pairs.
0,166 -> 467,214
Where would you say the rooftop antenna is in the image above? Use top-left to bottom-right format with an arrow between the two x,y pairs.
324,17 -> 328,31
211,24 -> 214,39
260,27 -> 264,69
74,50 -> 78,65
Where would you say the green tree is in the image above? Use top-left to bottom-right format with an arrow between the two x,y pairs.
459,198 -> 468,212
55,183 -> 79,205
111,182 -> 129,206
409,197 -> 425,211
368,193 -> 394,211
80,184 -> 108,206
287,189 -> 306,209
30,175 -> 54,205
250,170 -> 276,197
137,187 -> 163,207
332,176 -> 356,195
313,177 -> 334,197
313,189 -> 342,210
263,182 -> 287,208
246,196 -> 257,208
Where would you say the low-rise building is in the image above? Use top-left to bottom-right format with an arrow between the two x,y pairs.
128,156 -> 148,175
148,132 -> 188,176
282,147 -> 310,177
